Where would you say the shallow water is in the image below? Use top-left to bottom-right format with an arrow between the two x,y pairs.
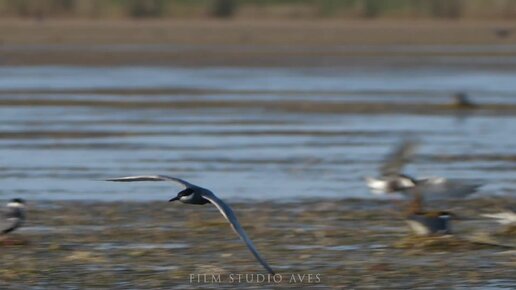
0,65 -> 515,201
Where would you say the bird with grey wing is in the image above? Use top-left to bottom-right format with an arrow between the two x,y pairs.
106,175 -> 275,275
1,198 -> 26,237
365,139 -> 483,200
364,139 -> 420,194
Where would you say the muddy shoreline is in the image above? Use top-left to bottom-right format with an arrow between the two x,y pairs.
0,198 -> 514,289
1,20 -> 516,67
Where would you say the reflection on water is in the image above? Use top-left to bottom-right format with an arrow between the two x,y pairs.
0,66 -> 515,201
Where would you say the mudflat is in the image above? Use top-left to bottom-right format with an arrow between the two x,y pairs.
0,198 -> 514,289
1,19 -> 516,66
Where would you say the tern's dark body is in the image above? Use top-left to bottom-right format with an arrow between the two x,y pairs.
173,187 -> 210,205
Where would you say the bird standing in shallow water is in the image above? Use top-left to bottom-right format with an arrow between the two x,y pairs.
404,190 -> 454,236
451,92 -> 476,109
1,198 -> 26,237
106,175 -> 275,274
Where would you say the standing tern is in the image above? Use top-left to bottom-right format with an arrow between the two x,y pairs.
404,189 -> 454,236
106,175 -> 275,274
1,198 -> 26,236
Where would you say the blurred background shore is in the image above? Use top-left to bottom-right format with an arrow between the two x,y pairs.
0,0 -> 514,66
1,0 -> 516,20
1,19 -> 515,66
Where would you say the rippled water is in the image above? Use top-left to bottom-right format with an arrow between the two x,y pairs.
0,65 -> 515,201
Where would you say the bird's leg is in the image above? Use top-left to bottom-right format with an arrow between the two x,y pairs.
404,188 -> 424,216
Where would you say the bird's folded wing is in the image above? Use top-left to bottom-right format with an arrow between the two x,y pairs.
105,175 -> 190,188
200,191 -> 275,275
416,178 -> 482,198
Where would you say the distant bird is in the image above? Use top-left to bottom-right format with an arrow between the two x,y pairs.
404,190 -> 454,236
482,207 -> 516,226
365,140 -> 483,199
451,92 -> 476,109
493,28 -> 512,39
106,175 -> 275,274
1,198 -> 26,236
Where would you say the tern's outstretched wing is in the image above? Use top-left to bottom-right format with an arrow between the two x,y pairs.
105,175 -> 191,189
200,191 -> 275,275
380,139 -> 418,177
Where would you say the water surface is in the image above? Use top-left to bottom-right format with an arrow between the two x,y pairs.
0,65 -> 515,201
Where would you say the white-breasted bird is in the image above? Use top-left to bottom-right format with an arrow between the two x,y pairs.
106,175 -> 275,274
364,139 -> 419,194
365,140 -> 483,199
404,189 -> 454,236
1,198 -> 26,236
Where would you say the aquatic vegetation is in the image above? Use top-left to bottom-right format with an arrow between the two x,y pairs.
0,199 -> 514,288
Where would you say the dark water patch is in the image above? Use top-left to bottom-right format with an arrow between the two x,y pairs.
0,131 -> 160,139
421,154 -> 516,163
2,98 -> 516,115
